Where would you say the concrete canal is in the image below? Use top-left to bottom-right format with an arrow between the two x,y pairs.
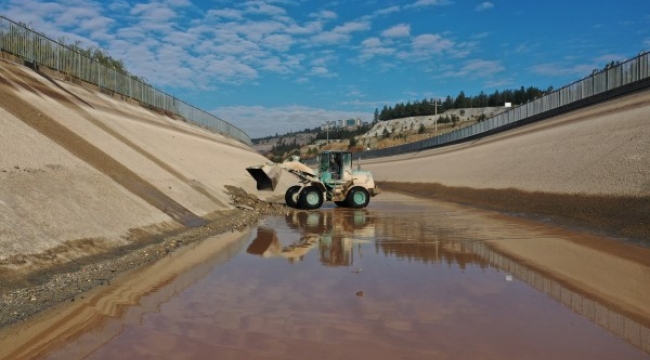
2,192 -> 649,359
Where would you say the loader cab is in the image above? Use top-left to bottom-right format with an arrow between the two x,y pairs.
320,151 -> 352,183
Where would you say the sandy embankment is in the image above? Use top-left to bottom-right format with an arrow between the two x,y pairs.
363,90 -> 650,240
0,58 -> 293,277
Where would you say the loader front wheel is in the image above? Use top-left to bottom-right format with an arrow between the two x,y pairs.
299,186 -> 324,210
346,187 -> 370,208
285,185 -> 302,208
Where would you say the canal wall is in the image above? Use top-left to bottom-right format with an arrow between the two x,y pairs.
363,89 -> 650,240
364,89 -> 650,196
0,58 -> 293,269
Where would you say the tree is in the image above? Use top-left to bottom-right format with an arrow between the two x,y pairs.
454,91 -> 469,108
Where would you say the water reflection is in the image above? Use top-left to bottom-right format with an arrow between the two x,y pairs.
246,205 -> 650,356
1,196 -> 649,359
248,210 -> 374,267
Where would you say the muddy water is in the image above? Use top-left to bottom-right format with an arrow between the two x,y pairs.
3,192 -> 650,359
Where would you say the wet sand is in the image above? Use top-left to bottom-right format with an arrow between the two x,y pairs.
380,182 -> 650,242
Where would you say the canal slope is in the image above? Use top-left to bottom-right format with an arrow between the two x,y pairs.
363,89 -> 650,241
0,58 -> 294,279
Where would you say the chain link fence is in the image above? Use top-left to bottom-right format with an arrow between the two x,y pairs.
0,15 -> 251,146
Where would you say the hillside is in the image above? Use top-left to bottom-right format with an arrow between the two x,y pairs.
254,107 -> 507,160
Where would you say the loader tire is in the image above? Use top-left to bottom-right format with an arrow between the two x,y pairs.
285,185 -> 302,208
299,186 -> 324,210
346,187 -> 370,208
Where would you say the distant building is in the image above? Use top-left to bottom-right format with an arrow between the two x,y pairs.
320,118 -> 364,131
344,118 -> 363,129
320,120 -> 337,131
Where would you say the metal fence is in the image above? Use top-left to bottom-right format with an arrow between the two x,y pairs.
359,51 -> 650,160
0,15 -> 251,146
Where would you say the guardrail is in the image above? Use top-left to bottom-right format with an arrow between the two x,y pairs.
0,15 -> 251,146
358,51 -> 650,160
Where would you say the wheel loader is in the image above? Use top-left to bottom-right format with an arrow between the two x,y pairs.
246,150 -> 380,210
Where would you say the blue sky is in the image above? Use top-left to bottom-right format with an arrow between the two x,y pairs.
2,0 -> 649,138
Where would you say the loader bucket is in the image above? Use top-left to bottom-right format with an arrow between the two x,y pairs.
246,164 -> 282,191
246,227 -> 280,256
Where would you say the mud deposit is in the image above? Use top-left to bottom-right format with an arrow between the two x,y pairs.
1,192 -> 649,359
380,182 -> 650,242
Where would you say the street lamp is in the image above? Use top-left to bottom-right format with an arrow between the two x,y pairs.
433,98 -> 441,133
325,120 -> 336,144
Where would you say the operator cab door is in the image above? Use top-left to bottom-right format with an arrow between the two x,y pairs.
340,152 -> 352,180
320,152 -> 343,181
320,152 -> 352,182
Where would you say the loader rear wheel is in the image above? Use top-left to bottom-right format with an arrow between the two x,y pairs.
346,187 -> 370,208
299,186 -> 324,210
285,186 -> 302,208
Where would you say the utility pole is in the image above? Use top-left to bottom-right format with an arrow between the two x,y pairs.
434,98 -> 441,133
325,121 -> 334,144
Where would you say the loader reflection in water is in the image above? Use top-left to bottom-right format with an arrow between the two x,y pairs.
3,197 -> 650,359
247,210 -> 373,266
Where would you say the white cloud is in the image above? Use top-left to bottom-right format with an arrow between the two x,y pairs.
310,52 -> 338,67
382,23 -> 410,38
461,59 -> 504,75
362,37 -> 383,47
310,10 -> 338,20
441,59 -> 504,78
530,62 -> 595,77
207,8 -> 244,20
411,34 -> 454,55
359,37 -> 396,61
285,21 -> 323,35
108,0 -> 130,12
204,57 -> 259,83
234,20 -> 287,42
241,1 -> 287,17
131,3 -> 177,22
260,34 -> 294,51
310,20 -> 371,45
407,0 -> 452,9
374,6 -> 401,15
309,66 -> 337,78
333,20 -> 372,34
475,2 -> 494,12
